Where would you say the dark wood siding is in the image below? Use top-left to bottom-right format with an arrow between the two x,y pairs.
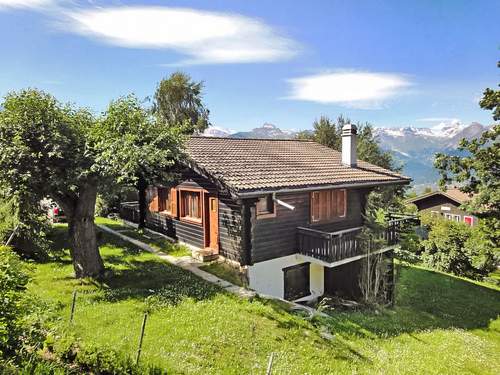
412,194 -> 476,224
147,212 -> 205,248
250,189 -> 367,264
218,193 -> 244,263
143,168 -> 245,257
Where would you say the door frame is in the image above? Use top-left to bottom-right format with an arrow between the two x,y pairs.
203,193 -> 219,252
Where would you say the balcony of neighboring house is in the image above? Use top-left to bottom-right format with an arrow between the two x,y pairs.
296,215 -> 418,266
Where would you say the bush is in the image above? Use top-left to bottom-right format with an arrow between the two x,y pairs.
0,246 -> 31,356
421,216 -> 497,279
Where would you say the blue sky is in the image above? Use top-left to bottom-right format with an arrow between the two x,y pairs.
0,0 -> 498,132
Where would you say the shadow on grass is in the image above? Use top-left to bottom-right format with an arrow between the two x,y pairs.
257,265 -> 500,343
96,258 -> 223,306
310,266 -> 500,339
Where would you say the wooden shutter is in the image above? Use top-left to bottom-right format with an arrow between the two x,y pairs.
148,187 -> 159,212
170,188 -> 178,217
311,192 -> 320,222
337,189 -> 346,217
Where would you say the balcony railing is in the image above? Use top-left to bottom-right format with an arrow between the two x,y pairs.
297,216 -> 418,264
297,226 -> 363,263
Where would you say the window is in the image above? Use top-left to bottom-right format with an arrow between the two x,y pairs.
464,216 -> 474,226
158,187 -> 170,212
310,189 -> 346,223
180,189 -> 202,223
444,213 -> 453,220
148,186 -> 177,217
283,263 -> 310,300
256,195 -> 275,218
453,215 -> 461,222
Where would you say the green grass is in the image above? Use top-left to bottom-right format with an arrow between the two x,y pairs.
29,226 -> 500,374
94,216 -> 191,257
200,261 -> 248,287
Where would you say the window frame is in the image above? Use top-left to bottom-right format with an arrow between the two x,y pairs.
256,194 -> 276,219
283,262 -> 311,301
310,189 -> 347,224
157,187 -> 171,215
179,188 -> 203,225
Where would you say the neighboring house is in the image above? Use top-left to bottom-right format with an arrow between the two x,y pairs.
407,189 -> 477,226
121,125 -> 411,301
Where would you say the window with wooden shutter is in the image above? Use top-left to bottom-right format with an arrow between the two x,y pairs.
256,194 -> 276,219
179,189 -> 203,224
310,189 -> 346,223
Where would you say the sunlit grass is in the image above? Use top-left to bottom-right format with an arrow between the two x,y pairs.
28,226 -> 500,374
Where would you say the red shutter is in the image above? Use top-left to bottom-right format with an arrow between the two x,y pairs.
170,188 -> 178,217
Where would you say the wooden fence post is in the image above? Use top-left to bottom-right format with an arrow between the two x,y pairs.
136,313 -> 148,366
69,290 -> 77,323
266,352 -> 275,375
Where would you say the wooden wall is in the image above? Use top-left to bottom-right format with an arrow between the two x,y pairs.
144,169 -> 245,261
249,189 -> 367,264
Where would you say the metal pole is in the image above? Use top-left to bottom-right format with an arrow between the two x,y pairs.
136,313 -> 148,366
69,290 -> 77,323
266,352 -> 274,375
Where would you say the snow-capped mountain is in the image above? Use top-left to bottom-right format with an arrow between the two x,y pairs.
374,122 -> 489,186
202,121 -> 490,187
203,126 -> 234,137
230,123 -> 298,139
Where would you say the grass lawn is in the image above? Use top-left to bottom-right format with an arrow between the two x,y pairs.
95,216 -> 191,257
28,225 -> 500,374
199,261 -> 248,287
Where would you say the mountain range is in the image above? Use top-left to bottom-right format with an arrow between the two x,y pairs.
203,121 -> 490,189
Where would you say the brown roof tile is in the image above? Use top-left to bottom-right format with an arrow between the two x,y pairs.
186,137 -> 410,193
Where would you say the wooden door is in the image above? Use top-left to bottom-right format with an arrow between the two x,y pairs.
208,197 -> 219,252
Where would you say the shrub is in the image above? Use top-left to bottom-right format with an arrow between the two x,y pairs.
0,246 -> 30,356
421,216 -> 496,279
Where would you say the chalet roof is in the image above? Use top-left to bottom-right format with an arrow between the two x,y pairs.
185,137 -> 410,195
407,188 -> 473,205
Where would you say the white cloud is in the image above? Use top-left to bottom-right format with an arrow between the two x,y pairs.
286,70 -> 412,109
0,0 -> 52,9
59,6 -> 298,65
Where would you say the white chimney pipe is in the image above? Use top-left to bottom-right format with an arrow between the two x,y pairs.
342,124 -> 357,167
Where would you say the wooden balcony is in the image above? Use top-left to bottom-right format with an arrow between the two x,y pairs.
297,217 -> 416,264
297,226 -> 363,264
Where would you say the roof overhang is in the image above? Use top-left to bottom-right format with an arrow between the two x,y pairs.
236,178 -> 411,198
406,191 -> 465,206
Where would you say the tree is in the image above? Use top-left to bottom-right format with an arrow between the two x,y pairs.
96,95 -> 187,229
133,72 -> 211,228
0,89 -> 183,278
153,72 -> 210,135
435,62 -> 500,251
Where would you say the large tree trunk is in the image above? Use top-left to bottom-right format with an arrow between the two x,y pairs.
137,175 -> 147,229
66,183 -> 105,278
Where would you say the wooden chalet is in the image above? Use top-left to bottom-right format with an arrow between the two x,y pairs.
407,188 -> 477,226
121,125 -> 411,301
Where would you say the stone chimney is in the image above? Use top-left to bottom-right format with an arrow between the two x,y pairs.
342,124 -> 357,167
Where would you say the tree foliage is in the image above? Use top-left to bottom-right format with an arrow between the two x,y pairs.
0,89 -> 184,278
0,246 -> 31,356
153,71 -> 210,134
420,215 -> 496,279
435,62 -> 500,251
